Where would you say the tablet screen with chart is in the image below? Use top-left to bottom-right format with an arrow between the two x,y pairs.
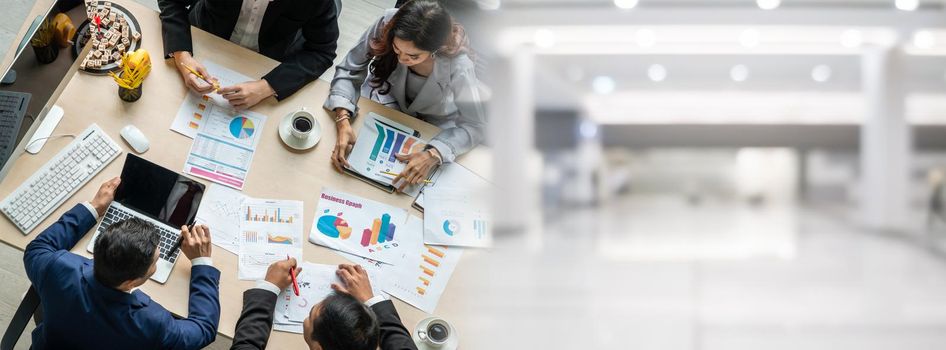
346,113 -> 425,186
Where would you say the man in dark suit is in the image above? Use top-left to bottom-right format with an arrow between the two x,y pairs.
231,261 -> 417,350
157,0 -> 339,109
23,177 -> 221,350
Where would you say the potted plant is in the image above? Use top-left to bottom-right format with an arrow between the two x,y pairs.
30,18 -> 58,64
110,49 -> 151,102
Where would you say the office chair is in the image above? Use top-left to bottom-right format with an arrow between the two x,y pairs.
1,286 -> 42,350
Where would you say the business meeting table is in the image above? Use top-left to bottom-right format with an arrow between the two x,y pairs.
0,0 -> 490,348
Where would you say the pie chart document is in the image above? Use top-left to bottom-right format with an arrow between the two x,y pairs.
183,106 -> 268,190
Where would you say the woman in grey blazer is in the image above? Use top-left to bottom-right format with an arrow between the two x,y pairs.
324,0 -> 486,192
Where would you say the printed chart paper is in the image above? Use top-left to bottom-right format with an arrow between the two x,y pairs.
347,113 -> 425,186
338,216 -> 463,314
274,262 -> 385,333
309,188 -> 408,264
238,198 -> 304,280
170,60 -> 254,138
414,162 -> 491,210
183,105 -> 266,190
194,184 -> 246,254
423,186 -> 492,248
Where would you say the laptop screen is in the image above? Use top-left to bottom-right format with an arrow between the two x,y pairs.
114,154 -> 205,229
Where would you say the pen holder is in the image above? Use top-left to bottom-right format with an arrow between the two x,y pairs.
118,78 -> 142,102
32,43 -> 60,64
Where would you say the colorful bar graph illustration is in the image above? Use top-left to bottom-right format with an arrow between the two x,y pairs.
245,206 -> 294,224
382,129 -> 395,156
388,133 -> 406,162
419,277 -> 430,286
427,246 -> 445,258
359,214 -> 396,247
401,138 -> 416,154
369,123 -> 386,161
243,231 -> 259,243
414,245 -> 448,296
417,287 -> 426,295
422,255 -> 440,267
420,265 -> 435,277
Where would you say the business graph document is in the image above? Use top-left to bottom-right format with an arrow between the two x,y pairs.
423,186 -> 492,248
182,103 -> 266,190
308,188 -> 408,264
194,184 -> 246,254
413,162 -> 491,210
345,113 -> 425,192
338,216 -> 463,313
238,198 -> 304,280
170,60 -> 254,138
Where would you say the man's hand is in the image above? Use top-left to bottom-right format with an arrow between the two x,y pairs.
90,177 -> 120,217
218,80 -> 275,110
180,224 -> 212,260
265,258 -> 303,290
331,264 -> 374,303
172,51 -> 218,94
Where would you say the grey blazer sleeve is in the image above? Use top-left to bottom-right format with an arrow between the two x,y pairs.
427,59 -> 487,163
323,14 -> 389,115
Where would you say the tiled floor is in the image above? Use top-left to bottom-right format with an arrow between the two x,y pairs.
457,196 -> 946,349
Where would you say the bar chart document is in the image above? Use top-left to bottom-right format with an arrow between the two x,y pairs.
309,188 -> 408,264
238,198 -> 304,280
170,60 -> 254,138
183,104 -> 266,190
423,186 -> 492,248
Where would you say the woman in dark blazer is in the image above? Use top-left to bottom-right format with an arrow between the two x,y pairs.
158,0 -> 339,109
326,0 -> 487,192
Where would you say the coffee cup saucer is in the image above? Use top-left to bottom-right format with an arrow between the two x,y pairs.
413,317 -> 459,350
279,113 -> 320,150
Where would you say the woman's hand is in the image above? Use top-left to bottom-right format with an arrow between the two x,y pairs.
332,112 -> 356,172
218,79 -> 275,110
172,51 -> 218,94
393,148 -> 440,192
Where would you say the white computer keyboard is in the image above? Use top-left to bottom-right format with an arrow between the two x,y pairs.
1,124 -> 122,234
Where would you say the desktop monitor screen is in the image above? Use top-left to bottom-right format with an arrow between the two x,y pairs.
0,0 -> 87,182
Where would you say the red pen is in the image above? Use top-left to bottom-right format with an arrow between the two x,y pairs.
288,255 -> 300,296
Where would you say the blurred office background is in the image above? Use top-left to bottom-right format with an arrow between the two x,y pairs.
462,0 -> 946,348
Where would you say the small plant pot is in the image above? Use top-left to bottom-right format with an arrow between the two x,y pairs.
32,44 -> 59,64
118,83 -> 142,102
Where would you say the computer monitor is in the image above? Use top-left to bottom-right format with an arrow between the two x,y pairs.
0,0 -> 89,184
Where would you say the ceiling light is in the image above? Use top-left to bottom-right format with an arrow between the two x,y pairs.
840,29 -> 863,48
914,30 -> 935,49
636,28 -> 656,48
740,29 -> 760,48
730,65 -> 749,82
757,0 -> 781,10
478,0 -> 501,10
579,120 -> 599,139
895,0 -> 919,11
811,65 -> 832,83
534,29 -> 556,48
614,0 -> 639,9
592,76 -> 617,95
647,64 -> 667,82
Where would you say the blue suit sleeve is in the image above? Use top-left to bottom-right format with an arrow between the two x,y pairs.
23,204 -> 97,289
161,265 -> 222,350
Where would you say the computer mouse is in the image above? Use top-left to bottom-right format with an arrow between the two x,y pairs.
120,124 -> 149,153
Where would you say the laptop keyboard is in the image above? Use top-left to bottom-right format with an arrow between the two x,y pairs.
96,206 -> 182,262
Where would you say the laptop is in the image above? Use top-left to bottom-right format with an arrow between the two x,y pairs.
86,154 -> 205,284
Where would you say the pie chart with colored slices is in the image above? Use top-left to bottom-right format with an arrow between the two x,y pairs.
229,116 -> 255,139
316,212 -> 352,239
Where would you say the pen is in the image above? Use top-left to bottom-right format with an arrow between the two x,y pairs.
288,255 -> 300,296
169,223 -> 195,257
380,171 -> 433,184
179,62 -> 220,91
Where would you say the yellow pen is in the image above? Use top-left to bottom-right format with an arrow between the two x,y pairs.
381,171 -> 433,184
180,62 -> 219,91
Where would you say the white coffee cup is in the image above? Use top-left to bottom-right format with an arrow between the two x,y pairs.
289,107 -> 316,140
417,318 -> 452,347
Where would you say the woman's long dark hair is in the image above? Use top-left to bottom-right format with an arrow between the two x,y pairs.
368,0 -> 471,95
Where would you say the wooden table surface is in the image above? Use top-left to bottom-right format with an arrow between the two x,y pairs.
0,0 -> 489,348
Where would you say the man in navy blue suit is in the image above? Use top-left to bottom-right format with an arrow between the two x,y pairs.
23,177 -> 221,350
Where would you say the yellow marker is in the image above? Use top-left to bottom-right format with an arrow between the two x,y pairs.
180,62 -> 219,91
380,171 -> 433,184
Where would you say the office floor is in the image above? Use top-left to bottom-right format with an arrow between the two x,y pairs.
459,196 -> 946,349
